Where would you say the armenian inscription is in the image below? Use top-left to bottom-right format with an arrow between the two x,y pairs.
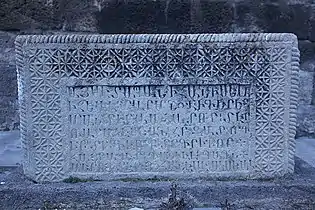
15,34 -> 299,182
64,83 -> 254,174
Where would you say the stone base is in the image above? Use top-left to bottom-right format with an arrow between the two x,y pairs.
0,157 -> 314,210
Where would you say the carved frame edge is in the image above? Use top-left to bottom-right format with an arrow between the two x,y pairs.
15,33 -> 297,44
288,38 -> 300,173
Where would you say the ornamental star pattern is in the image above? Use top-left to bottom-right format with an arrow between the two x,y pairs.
26,43 -> 290,181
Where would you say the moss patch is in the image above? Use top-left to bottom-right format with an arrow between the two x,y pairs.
115,176 -> 174,182
0,166 -> 16,173
63,176 -> 101,183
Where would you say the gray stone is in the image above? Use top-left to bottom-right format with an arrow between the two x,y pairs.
299,40 -> 315,67
296,137 -> 315,167
0,96 -> 19,131
0,0 -> 54,31
0,131 -> 21,166
298,70 -> 314,105
256,2 -> 311,40
297,105 -> 315,137
298,40 -> 315,106
0,0 -> 314,38
97,0 -> 234,34
0,131 -> 22,167
0,31 -> 19,131
96,0 -> 315,38
15,34 -> 299,182
0,0 -> 98,32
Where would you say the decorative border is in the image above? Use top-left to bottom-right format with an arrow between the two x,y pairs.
15,33 -> 299,182
15,33 -> 297,44
15,37 -> 30,176
288,42 -> 300,172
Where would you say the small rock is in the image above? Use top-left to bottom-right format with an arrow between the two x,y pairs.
0,182 -> 5,185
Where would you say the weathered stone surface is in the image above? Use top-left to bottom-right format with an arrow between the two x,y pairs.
234,2 -> 263,33
0,32 -> 19,131
97,0 -> 172,33
0,131 -> 21,166
296,40 -> 315,136
299,40 -> 315,66
0,0 -> 54,31
97,0 -> 234,34
53,0 -> 98,32
96,0 -> 315,38
297,105 -> 315,137
257,2 -> 311,40
234,1 -> 315,40
298,71 -> 314,105
0,0 -> 97,32
0,0 -> 314,39
15,34 -> 299,182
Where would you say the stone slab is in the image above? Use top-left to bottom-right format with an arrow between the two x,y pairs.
15,34 -> 300,182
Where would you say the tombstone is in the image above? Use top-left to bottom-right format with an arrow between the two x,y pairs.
15,34 -> 299,182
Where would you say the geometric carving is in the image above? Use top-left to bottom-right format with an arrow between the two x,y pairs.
15,34 -> 299,182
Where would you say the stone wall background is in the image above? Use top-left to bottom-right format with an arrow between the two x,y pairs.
0,0 -> 314,137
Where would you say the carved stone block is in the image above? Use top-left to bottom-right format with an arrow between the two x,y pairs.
15,34 -> 299,182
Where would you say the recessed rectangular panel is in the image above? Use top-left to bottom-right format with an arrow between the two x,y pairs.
61,83 -> 255,174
